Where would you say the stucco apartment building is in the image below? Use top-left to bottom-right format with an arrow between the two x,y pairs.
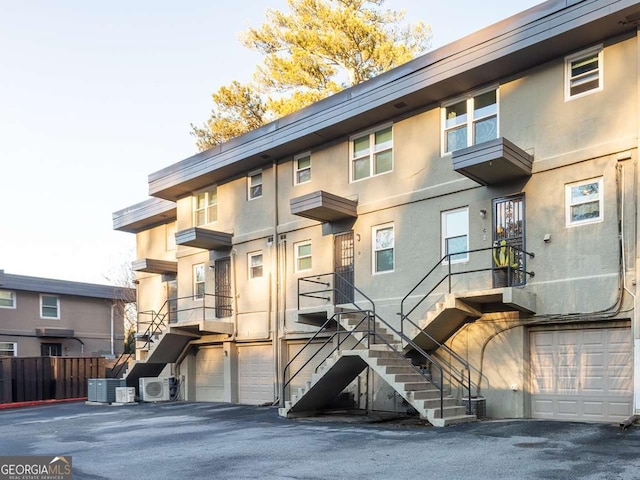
113,0 -> 640,425
0,270 -> 133,358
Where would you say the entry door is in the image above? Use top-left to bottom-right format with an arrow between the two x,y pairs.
334,231 -> 354,305
492,195 -> 525,286
41,343 -> 62,356
214,257 -> 232,318
166,278 -> 178,323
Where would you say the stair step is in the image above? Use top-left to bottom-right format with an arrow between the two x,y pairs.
434,414 -> 477,427
384,365 -> 417,374
430,405 -> 469,418
403,382 -> 438,391
394,374 -> 427,383
411,389 -> 442,400
418,397 -> 459,409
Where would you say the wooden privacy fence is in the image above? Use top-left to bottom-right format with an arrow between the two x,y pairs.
0,357 -> 106,404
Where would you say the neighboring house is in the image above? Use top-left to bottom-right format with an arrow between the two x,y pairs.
0,270 -> 134,357
113,0 -> 640,425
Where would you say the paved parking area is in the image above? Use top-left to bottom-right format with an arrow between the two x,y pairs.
1,401 -> 639,479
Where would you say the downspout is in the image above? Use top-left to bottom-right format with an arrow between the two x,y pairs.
273,159 -> 280,400
635,26 -> 640,415
110,303 -> 115,357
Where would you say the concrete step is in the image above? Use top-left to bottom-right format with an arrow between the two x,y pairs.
430,405 -> 469,418
431,414 -> 477,427
403,382 -> 438,391
411,389 -> 442,400
417,397 -> 459,409
394,374 -> 427,383
373,358 -> 409,367
384,366 -> 418,374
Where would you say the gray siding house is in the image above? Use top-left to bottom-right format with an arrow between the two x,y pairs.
114,0 -> 640,425
0,270 -> 133,357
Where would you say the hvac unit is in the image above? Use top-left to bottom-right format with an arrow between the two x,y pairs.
115,387 -> 136,404
87,378 -> 125,403
140,377 -> 171,402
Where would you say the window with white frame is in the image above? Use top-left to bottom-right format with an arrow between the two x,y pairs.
248,252 -> 263,279
566,45 -> 603,100
351,125 -> 393,182
295,241 -> 312,272
442,88 -> 498,154
40,295 -> 60,319
373,224 -> 394,273
193,264 -> 205,300
194,187 -> 218,226
442,208 -> 469,263
248,171 -> 263,200
566,177 -> 603,226
294,153 -> 311,185
0,342 -> 16,357
0,290 -> 15,308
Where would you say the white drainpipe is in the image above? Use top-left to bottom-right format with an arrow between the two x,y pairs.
111,303 -> 115,357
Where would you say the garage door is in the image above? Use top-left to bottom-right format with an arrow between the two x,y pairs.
195,346 -> 224,402
530,327 -> 632,422
286,340 -> 335,394
238,344 -> 274,405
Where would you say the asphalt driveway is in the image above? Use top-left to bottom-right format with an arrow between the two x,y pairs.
1,401 -> 639,480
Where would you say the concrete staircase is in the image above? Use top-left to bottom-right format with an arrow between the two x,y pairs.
124,330 -> 200,389
279,344 -> 475,427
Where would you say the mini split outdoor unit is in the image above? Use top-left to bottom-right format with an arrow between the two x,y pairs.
139,377 -> 171,402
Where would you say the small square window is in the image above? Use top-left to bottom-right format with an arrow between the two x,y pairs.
40,295 -> 60,319
193,264 -> 205,300
0,290 -> 16,308
295,241 -> 312,272
249,252 -> 263,279
194,188 -> 218,226
294,153 -> 311,185
442,88 -> 498,155
373,224 -> 394,273
351,125 -> 393,182
566,177 -> 603,226
0,342 -> 17,357
248,172 -> 263,200
566,45 -> 603,100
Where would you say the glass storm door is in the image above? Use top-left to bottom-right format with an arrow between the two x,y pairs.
214,257 -> 232,318
334,231 -> 354,305
492,195 -> 526,287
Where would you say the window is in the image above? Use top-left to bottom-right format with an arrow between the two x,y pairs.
295,241 -> 312,272
40,295 -> 60,319
0,290 -> 15,308
248,252 -> 263,279
443,88 -> 498,154
442,208 -> 469,263
193,264 -> 205,300
194,188 -> 217,226
373,224 -> 394,273
566,177 -> 603,226
566,45 -> 603,100
351,125 -> 393,181
294,153 -> 311,185
0,342 -> 16,357
248,171 -> 263,199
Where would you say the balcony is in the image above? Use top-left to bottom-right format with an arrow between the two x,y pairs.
452,137 -> 533,186
175,227 -> 233,250
132,258 -> 177,275
290,190 -> 358,223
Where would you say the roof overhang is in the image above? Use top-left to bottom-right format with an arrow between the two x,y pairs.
290,191 -> 358,223
132,258 -> 178,275
175,227 -> 233,250
113,198 -> 176,233
452,137 -> 533,186
35,328 -> 74,338
147,0 -> 640,201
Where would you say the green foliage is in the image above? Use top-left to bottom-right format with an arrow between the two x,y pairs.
124,327 -> 136,354
192,0 -> 431,151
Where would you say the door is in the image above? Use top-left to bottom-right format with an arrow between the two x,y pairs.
166,278 -> 178,323
214,257 -> 232,318
41,343 -> 62,356
492,194 -> 525,286
237,344 -> 274,405
195,346 -> 225,401
530,327 -> 633,422
334,231 -> 354,304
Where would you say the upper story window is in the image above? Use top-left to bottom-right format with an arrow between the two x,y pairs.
566,177 -> 603,227
0,290 -> 16,308
566,45 -> 603,100
194,188 -> 217,226
193,263 -> 205,300
351,125 -> 393,182
248,252 -> 263,279
248,171 -> 263,200
295,241 -> 312,272
294,153 -> 311,185
442,88 -> 498,155
373,223 -> 394,274
40,295 -> 60,319
442,208 -> 469,263
0,342 -> 16,357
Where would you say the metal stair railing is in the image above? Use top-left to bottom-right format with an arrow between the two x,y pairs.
108,352 -> 133,378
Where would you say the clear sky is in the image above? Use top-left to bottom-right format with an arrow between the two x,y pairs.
0,0 -> 543,285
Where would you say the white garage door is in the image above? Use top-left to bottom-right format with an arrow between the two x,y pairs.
195,346 -> 224,402
238,344 -> 274,405
286,340 -> 335,394
530,327 -> 632,422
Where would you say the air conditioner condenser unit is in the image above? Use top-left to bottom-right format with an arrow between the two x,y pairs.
139,377 -> 171,402
115,387 -> 136,404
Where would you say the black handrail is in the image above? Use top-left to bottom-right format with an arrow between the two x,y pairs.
109,352 -> 133,378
